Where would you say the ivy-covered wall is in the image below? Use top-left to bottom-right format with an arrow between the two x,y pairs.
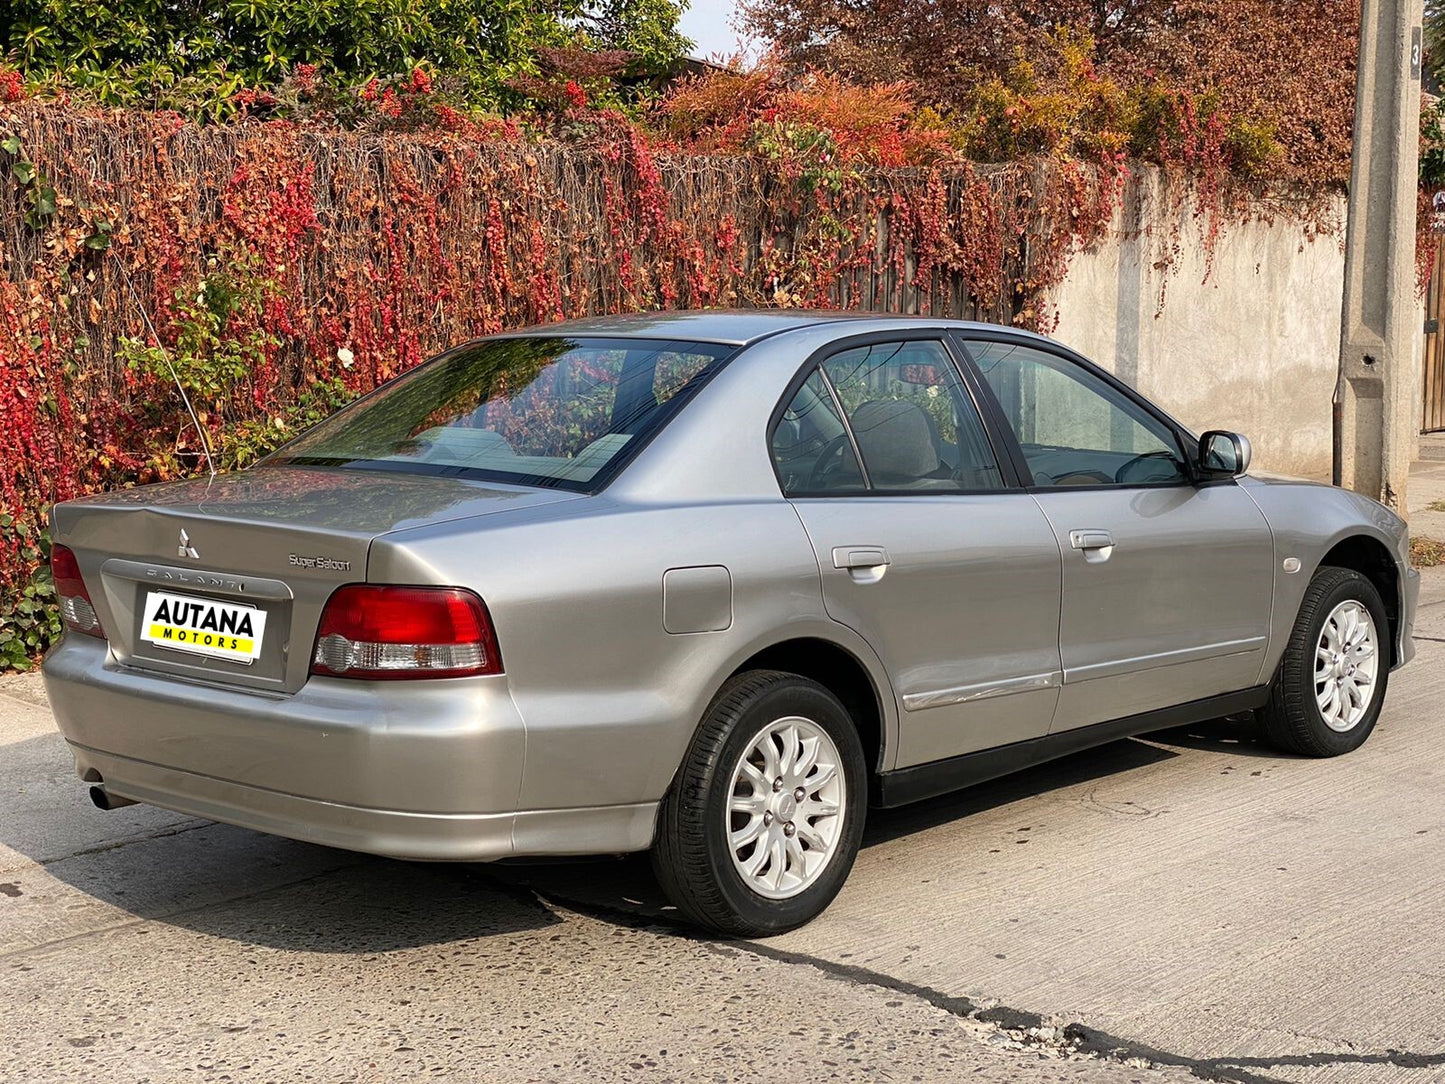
0,99 -> 1324,667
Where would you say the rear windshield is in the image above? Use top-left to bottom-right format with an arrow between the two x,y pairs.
267,336 -> 735,491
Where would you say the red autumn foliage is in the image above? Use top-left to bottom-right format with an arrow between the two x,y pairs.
293,63 -> 319,95
0,95 -> 1136,619
0,68 -> 23,104
660,67 -> 951,168
741,0 -> 1360,188
1,35 -> 1357,665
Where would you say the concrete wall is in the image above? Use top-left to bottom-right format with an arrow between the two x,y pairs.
1049,167 -> 1346,481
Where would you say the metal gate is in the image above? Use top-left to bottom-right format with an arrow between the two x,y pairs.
1424,238 -> 1445,432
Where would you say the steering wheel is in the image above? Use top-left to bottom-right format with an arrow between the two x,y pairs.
807,435 -> 854,491
1050,469 -> 1114,486
1114,450 -> 1183,485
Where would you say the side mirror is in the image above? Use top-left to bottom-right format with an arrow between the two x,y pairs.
1198,430 -> 1251,478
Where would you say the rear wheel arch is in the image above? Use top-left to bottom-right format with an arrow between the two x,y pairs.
653,634 -> 892,818
724,638 -> 886,783
1315,535 -> 1400,666
651,669 -> 869,934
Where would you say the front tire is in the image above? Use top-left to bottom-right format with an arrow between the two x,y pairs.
1258,566 -> 1390,757
652,670 -> 867,936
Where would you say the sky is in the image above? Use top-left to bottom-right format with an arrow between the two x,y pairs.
677,1 -> 758,62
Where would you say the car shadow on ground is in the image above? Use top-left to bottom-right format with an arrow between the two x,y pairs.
4,719 -> 1261,951
497,718 -> 1276,921
168,859 -> 569,950
1146,714 -> 1281,758
0,730 -> 563,951
860,734 -> 1179,845
490,734 -> 1192,924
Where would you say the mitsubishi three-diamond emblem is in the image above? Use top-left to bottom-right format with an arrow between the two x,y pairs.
177,529 -> 200,560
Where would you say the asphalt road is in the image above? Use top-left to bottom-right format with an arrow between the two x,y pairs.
4,571 -> 1445,1084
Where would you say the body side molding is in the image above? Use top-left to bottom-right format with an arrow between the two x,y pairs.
1063,636 -> 1267,684
901,671 -> 1062,712
874,685 -> 1271,809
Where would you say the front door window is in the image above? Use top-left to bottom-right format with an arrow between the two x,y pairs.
966,340 -> 1188,487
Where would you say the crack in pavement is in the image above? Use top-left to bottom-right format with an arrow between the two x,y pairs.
8,816 -> 1442,1084
523,882 -> 1443,1084
1204,1048 -> 1445,1070
50,818 -> 213,864
3,817 -> 228,879
717,939 -> 1286,1084
1066,1023 -> 1445,1081
0,687 -> 47,711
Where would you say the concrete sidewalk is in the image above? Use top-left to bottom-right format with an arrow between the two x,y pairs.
0,673 -> 1196,1083
4,575 -> 1445,1083
1410,432 -> 1445,540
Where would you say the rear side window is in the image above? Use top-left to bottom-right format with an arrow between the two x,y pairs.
268,337 -> 733,491
773,341 -> 1005,495
772,370 -> 866,495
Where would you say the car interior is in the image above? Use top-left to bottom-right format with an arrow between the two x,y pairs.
772,347 -> 1004,494
296,340 -> 723,486
968,340 -> 1190,488
774,340 -> 1193,493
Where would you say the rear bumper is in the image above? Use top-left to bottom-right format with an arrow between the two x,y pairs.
42,636 -> 657,860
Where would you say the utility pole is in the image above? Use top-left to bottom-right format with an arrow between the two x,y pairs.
1335,0 -> 1425,512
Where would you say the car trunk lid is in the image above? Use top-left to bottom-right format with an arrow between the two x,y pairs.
51,466 -> 578,694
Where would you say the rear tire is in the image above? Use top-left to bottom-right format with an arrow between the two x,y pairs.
1258,566 -> 1389,757
651,670 -> 867,936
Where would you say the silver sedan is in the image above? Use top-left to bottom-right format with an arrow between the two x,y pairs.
43,311 -> 1419,934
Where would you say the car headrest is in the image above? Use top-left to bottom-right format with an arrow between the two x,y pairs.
849,400 -> 938,483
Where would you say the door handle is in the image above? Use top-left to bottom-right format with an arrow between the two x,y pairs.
1069,529 -> 1115,563
833,546 -> 890,569
1069,529 -> 1114,550
833,546 -> 890,583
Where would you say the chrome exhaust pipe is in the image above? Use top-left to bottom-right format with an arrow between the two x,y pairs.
89,785 -> 137,811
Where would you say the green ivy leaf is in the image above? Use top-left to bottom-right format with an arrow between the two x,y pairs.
83,219 -> 114,252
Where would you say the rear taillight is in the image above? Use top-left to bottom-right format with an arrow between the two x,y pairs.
310,585 -> 502,680
50,544 -> 104,638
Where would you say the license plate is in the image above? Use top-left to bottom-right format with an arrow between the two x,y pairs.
140,590 -> 267,665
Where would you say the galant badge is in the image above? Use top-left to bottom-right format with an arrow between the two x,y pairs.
176,529 -> 200,560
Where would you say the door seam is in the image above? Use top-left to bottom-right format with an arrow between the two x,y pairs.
1237,483 -> 1281,687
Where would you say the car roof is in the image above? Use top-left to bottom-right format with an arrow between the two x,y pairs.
484,309 -> 1076,351
497,309 -> 868,346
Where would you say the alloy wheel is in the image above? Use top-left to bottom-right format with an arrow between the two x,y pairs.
1314,599 -> 1379,733
726,716 -> 847,900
